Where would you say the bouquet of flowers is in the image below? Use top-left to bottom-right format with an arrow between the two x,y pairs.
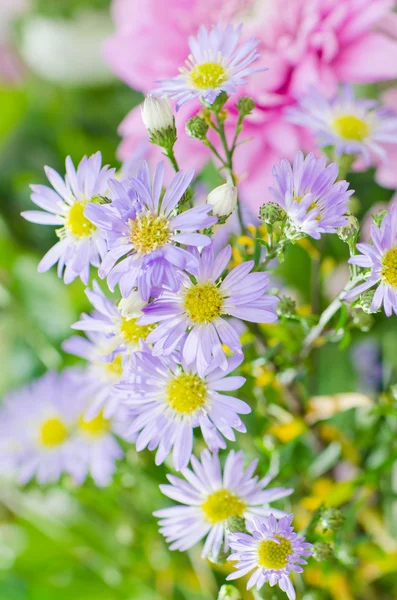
3,6 -> 397,599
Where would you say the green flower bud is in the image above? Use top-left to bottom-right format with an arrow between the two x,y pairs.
355,289 -> 380,315
372,209 -> 389,228
259,202 -> 286,225
313,542 -> 333,562
337,215 -> 360,242
321,508 -> 345,531
277,296 -> 296,318
226,516 -> 247,535
186,116 -> 209,140
218,585 -> 242,600
236,96 -> 255,116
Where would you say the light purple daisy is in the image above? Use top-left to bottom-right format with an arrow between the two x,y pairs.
344,206 -> 397,316
62,325 -> 127,420
0,369 -> 124,487
139,244 -> 279,375
70,281 -> 154,358
287,85 -> 397,163
227,514 -> 313,600
22,152 -> 115,284
155,24 -> 265,109
85,161 -> 216,301
270,152 -> 353,240
117,349 -> 249,470
154,449 -> 293,560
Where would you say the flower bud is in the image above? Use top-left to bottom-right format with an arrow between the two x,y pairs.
320,508 -> 345,531
277,296 -> 296,318
259,202 -> 286,225
141,95 -> 176,148
372,209 -> 389,228
218,585 -> 242,600
226,516 -> 247,535
207,182 -> 238,218
118,290 -> 146,319
186,116 -> 209,140
355,289 -> 380,315
337,215 -> 360,242
313,542 -> 333,562
236,96 -> 255,116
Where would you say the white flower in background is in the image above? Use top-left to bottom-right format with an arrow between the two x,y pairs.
141,95 -> 175,133
207,181 -> 238,218
20,11 -> 114,86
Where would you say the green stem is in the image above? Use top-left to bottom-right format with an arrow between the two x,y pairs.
164,146 -> 180,172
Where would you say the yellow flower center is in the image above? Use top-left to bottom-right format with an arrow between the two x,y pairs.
258,535 -> 292,570
332,115 -> 370,141
120,317 -> 155,345
381,247 -> 397,287
201,489 -> 246,524
130,214 -> 170,255
39,417 -> 68,447
65,201 -> 96,237
79,410 -> 109,437
294,195 -> 321,220
184,282 -> 224,324
189,62 -> 228,90
103,354 -> 124,378
167,373 -> 207,415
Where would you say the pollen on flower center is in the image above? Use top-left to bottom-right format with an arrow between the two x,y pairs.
381,247 -> 397,287
130,213 -> 171,255
332,115 -> 370,141
167,373 -> 207,415
39,417 -> 68,447
65,201 -> 96,237
120,317 -> 155,345
258,535 -> 293,570
79,410 -> 109,437
189,62 -> 228,90
184,282 -> 224,324
201,489 -> 246,524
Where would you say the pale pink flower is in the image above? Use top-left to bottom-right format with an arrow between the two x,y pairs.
105,0 -> 397,214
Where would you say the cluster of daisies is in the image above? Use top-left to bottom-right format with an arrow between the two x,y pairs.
4,21 -> 397,599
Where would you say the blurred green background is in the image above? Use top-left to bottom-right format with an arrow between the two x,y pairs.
1,2 -> 397,599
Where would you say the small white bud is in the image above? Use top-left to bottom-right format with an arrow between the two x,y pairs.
141,95 -> 174,132
207,182 -> 238,218
118,290 -> 146,319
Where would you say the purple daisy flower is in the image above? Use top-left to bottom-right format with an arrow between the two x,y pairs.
62,325 -> 127,420
22,152 -> 115,284
270,152 -> 353,240
287,85 -> 397,163
227,514 -> 313,600
117,349 -> 249,470
70,281 -> 155,358
85,162 -> 216,301
154,449 -> 293,560
0,369 -> 124,487
344,206 -> 397,316
140,244 -> 279,374
155,24 -> 265,110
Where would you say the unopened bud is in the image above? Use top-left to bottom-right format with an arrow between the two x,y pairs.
207,182 -> 238,218
321,508 -> 345,531
337,215 -> 360,242
277,296 -> 296,318
218,585 -> 242,600
186,116 -> 209,140
226,516 -> 247,535
236,96 -> 255,116
355,289 -> 380,315
313,542 -> 333,562
118,290 -> 146,319
372,209 -> 389,228
259,202 -> 286,225
141,95 -> 176,148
